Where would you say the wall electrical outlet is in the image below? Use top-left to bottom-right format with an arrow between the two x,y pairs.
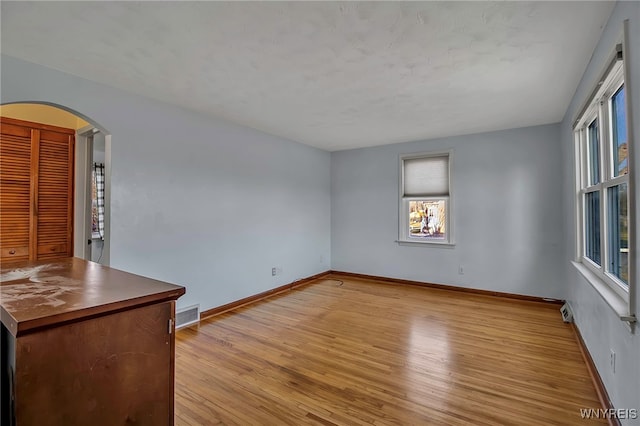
272,267 -> 277,276
610,350 -> 616,373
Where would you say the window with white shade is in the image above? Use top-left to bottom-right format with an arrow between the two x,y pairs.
399,151 -> 452,245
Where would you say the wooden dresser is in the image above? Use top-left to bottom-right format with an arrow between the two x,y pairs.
0,257 -> 185,426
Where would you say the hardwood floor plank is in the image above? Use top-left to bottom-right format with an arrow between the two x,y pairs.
175,275 -> 606,425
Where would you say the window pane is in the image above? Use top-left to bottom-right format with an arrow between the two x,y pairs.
588,119 -> 600,185
584,191 -> 601,265
611,85 -> 628,177
408,200 -> 446,241
607,184 -> 628,285
404,156 -> 449,196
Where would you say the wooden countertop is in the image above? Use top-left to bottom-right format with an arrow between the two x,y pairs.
0,257 -> 185,337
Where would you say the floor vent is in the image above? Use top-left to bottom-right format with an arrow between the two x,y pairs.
560,303 -> 573,323
176,304 -> 200,329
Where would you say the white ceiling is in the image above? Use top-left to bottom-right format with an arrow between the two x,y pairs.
1,1 -> 614,151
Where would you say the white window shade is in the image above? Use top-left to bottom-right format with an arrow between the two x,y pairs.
403,156 -> 449,196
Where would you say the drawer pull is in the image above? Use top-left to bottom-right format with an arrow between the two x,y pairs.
9,250 -> 16,255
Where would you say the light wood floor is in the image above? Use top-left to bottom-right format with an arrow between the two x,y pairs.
175,275 -> 605,425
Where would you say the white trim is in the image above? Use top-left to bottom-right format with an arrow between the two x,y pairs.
574,132 -> 583,262
396,240 -> 456,248
572,262 -> 635,331
602,175 -> 628,189
580,253 -> 629,302
574,60 -> 624,130
73,129 -> 91,260
622,19 -> 636,321
583,186 -> 601,194
77,125 -> 96,136
102,134 -> 112,266
572,43 -> 623,128
400,149 -> 452,162
73,130 -> 111,265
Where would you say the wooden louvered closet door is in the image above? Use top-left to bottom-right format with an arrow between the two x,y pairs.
0,117 -> 74,264
0,120 -> 32,262
37,129 -> 74,260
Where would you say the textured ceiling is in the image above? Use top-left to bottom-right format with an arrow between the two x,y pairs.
1,2 -> 614,151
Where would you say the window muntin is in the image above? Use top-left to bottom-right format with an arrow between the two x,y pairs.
587,118 -> 600,186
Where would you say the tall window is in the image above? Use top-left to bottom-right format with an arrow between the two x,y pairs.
574,52 -> 631,301
399,151 -> 452,245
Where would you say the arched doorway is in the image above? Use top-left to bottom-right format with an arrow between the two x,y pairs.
0,102 -> 111,265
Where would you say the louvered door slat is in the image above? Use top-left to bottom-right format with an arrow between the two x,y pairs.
0,126 -> 32,262
37,130 -> 74,259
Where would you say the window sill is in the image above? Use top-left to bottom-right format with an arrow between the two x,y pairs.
396,240 -> 455,248
571,261 -> 636,331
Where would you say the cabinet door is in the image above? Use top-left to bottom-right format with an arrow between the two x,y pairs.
14,301 -> 176,426
0,122 -> 32,263
0,117 -> 74,263
37,129 -> 74,260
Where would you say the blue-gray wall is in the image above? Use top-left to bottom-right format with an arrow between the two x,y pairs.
561,2 -> 640,423
331,123 -> 565,300
0,55 -> 331,312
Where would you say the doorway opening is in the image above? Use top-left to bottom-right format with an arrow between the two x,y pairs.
0,102 -> 112,265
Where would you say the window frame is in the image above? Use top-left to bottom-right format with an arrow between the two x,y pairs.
574,59 -> 631,302
398,150 -> 454,246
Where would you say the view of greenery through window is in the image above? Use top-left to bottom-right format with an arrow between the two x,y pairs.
612,86 -> 628,176
408,200 -> 446,240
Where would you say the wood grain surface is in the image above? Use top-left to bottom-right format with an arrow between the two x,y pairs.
0,257 -> 185,336
14,302 -> 174,426
175,274 -> 606,425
